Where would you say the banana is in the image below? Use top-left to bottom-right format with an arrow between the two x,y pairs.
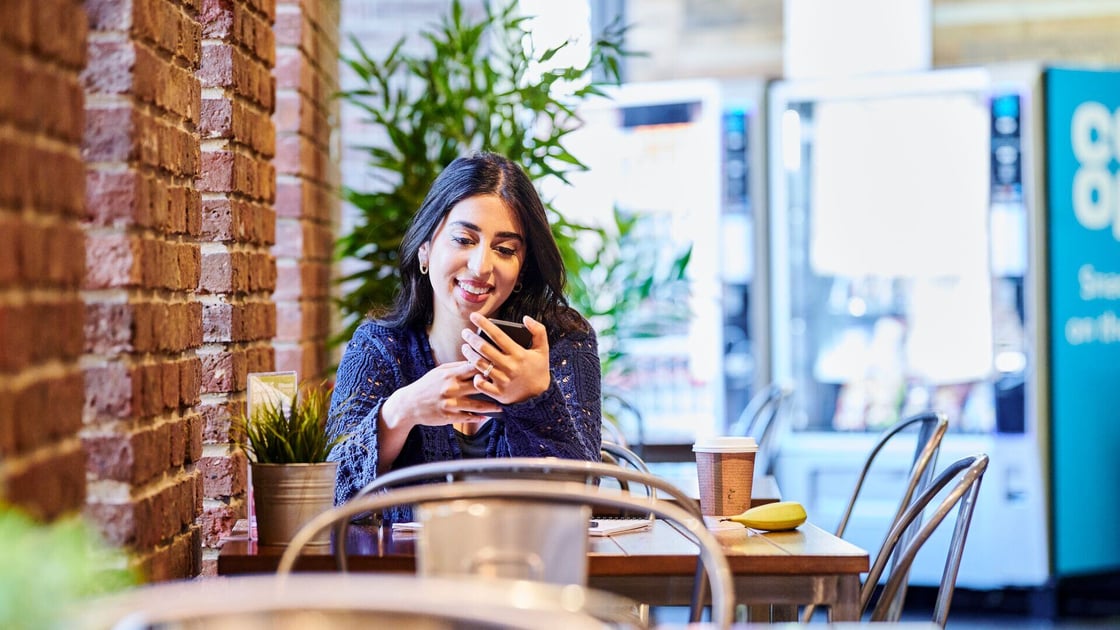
723,501 -> 807,531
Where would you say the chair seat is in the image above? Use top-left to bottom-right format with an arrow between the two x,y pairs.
74,573 -> 633,629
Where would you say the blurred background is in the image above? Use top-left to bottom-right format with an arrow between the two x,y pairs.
337,1 -> 1120,617
3,0 -> 1119,625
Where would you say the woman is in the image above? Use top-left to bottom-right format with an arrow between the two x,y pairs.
327,152 -> 602,506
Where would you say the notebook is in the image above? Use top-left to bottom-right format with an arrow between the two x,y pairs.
588,517 -> 653,537
391,517 -> 653,537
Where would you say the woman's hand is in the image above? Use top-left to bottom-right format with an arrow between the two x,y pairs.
461,313 -> 551,404
381,361 -> 501,430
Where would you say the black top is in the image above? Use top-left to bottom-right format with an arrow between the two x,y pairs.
455,418 -> 498,459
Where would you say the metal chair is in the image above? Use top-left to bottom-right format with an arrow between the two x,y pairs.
601,440 -> 651,474
863,453 -> 990,626
339,457 -> 712,622
600,439 -> 654,502
802,410 -> 949,622
727,382 -> 792,475
603,387 -> 646,451
278,477 -> 736,629
75,573 -> 633,629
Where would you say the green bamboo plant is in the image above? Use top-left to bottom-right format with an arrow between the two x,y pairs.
568,206 -> 692,377
336,1 -> 693,442
335,0 -> 630,345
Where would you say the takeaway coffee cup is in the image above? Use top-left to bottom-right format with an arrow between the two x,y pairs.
693,436 -> 758,517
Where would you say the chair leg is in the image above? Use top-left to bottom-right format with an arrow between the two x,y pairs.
771,604 -> 798,621
689,563 -> 709,622
745,603 -> 769,621
636,603 -> 650,625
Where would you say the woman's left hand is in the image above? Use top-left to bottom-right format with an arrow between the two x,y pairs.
461,312 -> 551,404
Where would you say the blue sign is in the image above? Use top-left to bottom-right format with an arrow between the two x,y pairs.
1046,67 -> 1120,577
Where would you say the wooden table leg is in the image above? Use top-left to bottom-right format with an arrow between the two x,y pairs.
828,574 -> 862,622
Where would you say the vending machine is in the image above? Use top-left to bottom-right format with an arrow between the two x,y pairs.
764,63 -> 1120,590
552,78 -> 769,445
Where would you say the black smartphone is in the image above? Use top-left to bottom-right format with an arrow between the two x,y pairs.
478,318 -> 533,350
469,319 -> 532,404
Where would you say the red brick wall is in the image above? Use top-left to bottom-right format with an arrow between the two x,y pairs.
272,0 -> 338,382
82,0 -> 205,580
195,0 -> 278,575
5,0 -> 336,580
0,0 -> 89,521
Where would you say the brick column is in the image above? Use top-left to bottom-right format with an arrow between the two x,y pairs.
273,0 -> 338,382
195,0 -> 278,574
0,0 -> 89,520
81,0 -> 205,580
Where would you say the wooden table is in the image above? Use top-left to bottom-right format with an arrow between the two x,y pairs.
219,516 -> 868,621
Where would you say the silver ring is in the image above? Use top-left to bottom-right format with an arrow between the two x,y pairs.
480,361 -> 494,379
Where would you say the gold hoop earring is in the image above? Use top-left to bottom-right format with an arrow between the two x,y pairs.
419,263 -> 428,275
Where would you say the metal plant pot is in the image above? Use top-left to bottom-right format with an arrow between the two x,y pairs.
251,462 -> 338,547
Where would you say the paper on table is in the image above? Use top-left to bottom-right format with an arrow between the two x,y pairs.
391,518 -> 653,537
588,518 -> 653,537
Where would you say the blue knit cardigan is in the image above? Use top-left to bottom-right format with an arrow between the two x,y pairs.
326,319 -> 603,506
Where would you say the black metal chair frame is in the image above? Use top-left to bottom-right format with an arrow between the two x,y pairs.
863,453 -> 990,626
803,410 -> 949,622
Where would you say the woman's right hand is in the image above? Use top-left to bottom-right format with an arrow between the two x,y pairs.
381,361 -> 501,430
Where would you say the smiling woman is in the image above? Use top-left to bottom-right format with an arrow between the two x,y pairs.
325,153 -> 604,520
420,195 -> 526,331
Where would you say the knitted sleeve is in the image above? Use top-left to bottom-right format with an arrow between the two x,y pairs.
325,321 -> 405,505
498,322 -> 603,461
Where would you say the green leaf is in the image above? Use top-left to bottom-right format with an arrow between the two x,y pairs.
334,0 -> 669,384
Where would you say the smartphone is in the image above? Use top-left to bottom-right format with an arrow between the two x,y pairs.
469,318 -> 532,404
478,318 -> 533,350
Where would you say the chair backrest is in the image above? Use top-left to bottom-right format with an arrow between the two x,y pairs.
279,477 -> 736,629
601,439 -> 654,499
601,440 -> 651,474
347,457 -> 699,522
835,411 -> 949,540
603,388 -> 645,450
727,382 -> 791,475
863,453 -> 990,626
342,457 -> 709,620
802,410 -> 949,623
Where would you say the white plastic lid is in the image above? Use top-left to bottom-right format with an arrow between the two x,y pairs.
692,436 -> 758,453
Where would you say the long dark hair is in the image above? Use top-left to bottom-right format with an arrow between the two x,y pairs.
374,152 -> 586,336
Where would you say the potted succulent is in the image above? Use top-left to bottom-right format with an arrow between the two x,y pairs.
236,382 -> 346,547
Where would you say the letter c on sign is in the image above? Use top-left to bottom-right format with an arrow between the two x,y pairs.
1071,102 -> 1112,166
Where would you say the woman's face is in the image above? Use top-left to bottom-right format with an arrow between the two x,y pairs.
420,194 -> 525,329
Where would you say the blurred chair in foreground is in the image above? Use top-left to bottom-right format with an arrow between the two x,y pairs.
337,458 -> 713,622
802,410 -> 949,623
75,573 -> 633,629
863,453 -> 990,626
279,476 -> 736,629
